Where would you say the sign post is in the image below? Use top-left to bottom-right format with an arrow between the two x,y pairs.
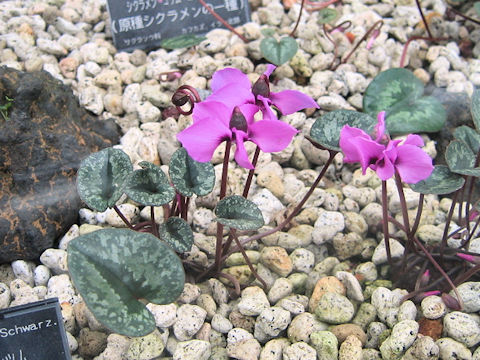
0,298 -> 71,360
106,0 -> 251,51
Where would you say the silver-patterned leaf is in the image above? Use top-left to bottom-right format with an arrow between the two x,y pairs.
124,161 -> 175,206
67,228 -> 185,337
159,217 -> 194,253
471,88 -> 480,131
77,148 -> 133,212
410,165 -> 465,195
454,126 -> 480,153
215,195 -> 264,231
446,140 -> 480,176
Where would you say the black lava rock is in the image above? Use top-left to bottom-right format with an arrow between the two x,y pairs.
0,66 -> 120,263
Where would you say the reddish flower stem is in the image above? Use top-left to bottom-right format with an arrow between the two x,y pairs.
449,7 -> 480,26
113,205 -> 134,230
381,180 -> 393,266
415,0 -> 433,39
197,0 -> 249,43
151,206 -> 159,238
289,0 -> 306,38
399,36 -> 447,68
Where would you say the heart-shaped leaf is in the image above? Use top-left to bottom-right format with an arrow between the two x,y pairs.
410,165 -> 465,195
317,8 -> 338,24
215,195 -> 264,231
261,28 -> 276,37
471,88 -> 480,131
310,110 -> 378,152
169,147 -> 215,197
384,96 -> 446,134
363,68 -> 446,135
160,34 -> 206,49
454,126 -> 480,153
159,217 -> 194,253
260,36 -> 298,66
77,148 -> 133,212
124,161 -> 175,206
446,140 -> 480,176
68,228 -> 185,337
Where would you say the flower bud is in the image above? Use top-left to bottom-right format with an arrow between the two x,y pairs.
252,74 -> 270,98
172,90 -> 189,107
229,107 -> 248,132
441,293 -> 461,310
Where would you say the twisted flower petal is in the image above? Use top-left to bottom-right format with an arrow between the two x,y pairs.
269,89 -> 319,115
232,129 -> 253,169
340,125 -> 384,173
249,120 -> 298,153
394,143 -> 434,183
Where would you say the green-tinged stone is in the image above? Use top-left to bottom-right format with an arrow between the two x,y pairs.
315,292 -> 355,324
310,331 -> 339,360
287,273 -> 309,294
352,303 -> 377,330
220,265 -> 255,286
124,329 -> 165,360
225,251 -> 260,266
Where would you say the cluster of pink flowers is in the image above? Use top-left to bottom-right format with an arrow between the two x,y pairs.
177,65 -> 319,169
339,111 -> 434,183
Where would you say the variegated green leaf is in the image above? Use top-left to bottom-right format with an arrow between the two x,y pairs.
215,195 -> 264,231
446,140 -> 480,176
454,126 -> 480,153
160,34 -> 206,49
68,228 -> 185,337
159,217 -> 194,253
310,110 -> 378,152
471,88 -> 480,131
385,96 -> 446,134
363,68 -> 446,135
410,165 -> 465,195
77,148 -> 133,212
364,68 -> 424,116
169,148 -> 215,197
124,161 -> 175,206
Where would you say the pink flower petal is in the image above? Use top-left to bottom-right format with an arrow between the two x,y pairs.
192,101 -> 230,125
206,83 -> 254,109
257,95 -> 279,121
403,134 -> 424,147
374,111 -> 387,142
238,103 -> 261,126
395,144 -> 433,183
232,129 -> 254,169
249,119 -> 298,153
264,64 -> 276,77
340,125 -> 384,173
211,68 -> 251,93
177,117 -> 231,162
269,90 -> 319,115
373,152 -> 395,180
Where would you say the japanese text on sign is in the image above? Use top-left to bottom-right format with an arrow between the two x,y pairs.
107,0 -> 251,51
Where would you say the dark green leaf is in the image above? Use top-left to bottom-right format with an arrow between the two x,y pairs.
159,217 -> 193,253
363,68 -> 424,116
310,110 -> 378,152
160,34 -> 206,49
260,37 -> 298,66
385,96 -> 446,135
471,88 -> 480,131
169,147 -> 215,197
77,148 -> 132,212
446,140 -> 480,176
410,165 -> 465,195
215,195 -> 264,231
453,126 -> 480,153
124,161 -> 175,206
67,228 -> 185,337
317,8 -> 338,24
363,68 -> 446,135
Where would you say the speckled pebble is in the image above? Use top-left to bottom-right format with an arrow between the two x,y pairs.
421,295 -> 447,319
0,282 -> 11,309
443,311 -> 480,347
173,304 -> 207,341
40,249 -> 68,274
146,303 -> 177,328
379,320 -> 419,359
339,334 -> 363,360
283,341 -> 316,360
403,336 -> 439,360
211,314 -> 233,334
436,337 -> 472,360
336,271 -> 364,302
268,278 -> 293,304
227,338 -> 261,360
124,329 -> 165,360
11,260 -> 35,287
173,339 -> 211,360
315,292 -> 355,324
450,282 -> 480,313
238,286 -> 270,316
256,306 -> 291,337
310,330 -> 339,360
287,312 -> 327,343
289,248 -> 315,273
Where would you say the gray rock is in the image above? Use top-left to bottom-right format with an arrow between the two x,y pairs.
283,342 -> 316,360
260,338 -> 290,360
287,312 -> 327,343
366,321 -> 388,349
146,303 -> 177,328
211,314 -> 233,334
268,278 -> 293,304
173,340 -> 211,360
173,304 -> 207,341
251,189 -> 285,225
372,238 -> 405,265
443,312 -> 480,347
256,306 -> 291,337
312,210 -> 345,245
227,338 -> 261,360
40,249 -> 68,274
380,320 -> 419,359
336,271 -> 364,302
436,337 -> 472,360
46,274 -> 77,304
238,286 -> 270,316
79,86 -> 105,115
290,248 -> 315,274
11,260 -> 35,286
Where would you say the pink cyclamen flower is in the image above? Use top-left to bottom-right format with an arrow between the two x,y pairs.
339,111 -> 434,183
177,101 -> 298,169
